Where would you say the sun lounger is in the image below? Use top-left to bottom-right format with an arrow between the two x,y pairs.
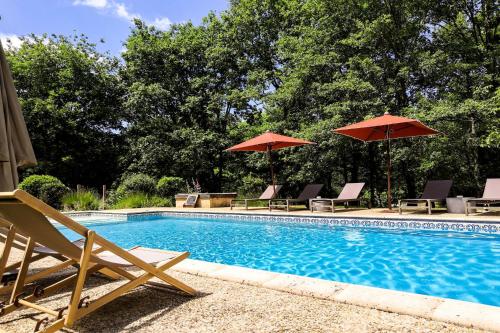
183,194 -> 199,207
464,178 -> 500,216
398,180 -> 453,215
230,185 -> 282,210
269,184 -> 323,212
310,183 -> 365,213
0,218 -> 120,292
0,190 -> 195,332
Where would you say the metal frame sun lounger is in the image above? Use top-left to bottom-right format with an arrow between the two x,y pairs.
0,190 -> 195,333
464,178 -> 500,216
310,183 -> 365,213
398,180 -> 453,215
230,185 -> 282,210
269,184 -> 324,212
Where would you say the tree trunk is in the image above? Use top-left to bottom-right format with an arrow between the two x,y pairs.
350,142 -> 360,182
469,115 -> 482,196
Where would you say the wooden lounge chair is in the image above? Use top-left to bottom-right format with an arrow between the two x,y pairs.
398,180 -> 453,215
464,178 -> 500,216
183,194 -> 199,208
0,219 -> 120,292
230,185 -> 282,210
269,184 -> 323,212
0,190 -> 195,332
310,183 -> 365,213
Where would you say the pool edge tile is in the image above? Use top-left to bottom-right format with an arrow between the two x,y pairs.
172,259 -> 226,275
432,299 -> 500,332
174,259 -> 500,332
207,265 -> 280,286
133,211 -> 500,234
69,209 -> 500,235
333,284 -> 444,318
262,274 -> 346,299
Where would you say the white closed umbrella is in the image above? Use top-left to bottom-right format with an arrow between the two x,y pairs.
0,41 -> 36,191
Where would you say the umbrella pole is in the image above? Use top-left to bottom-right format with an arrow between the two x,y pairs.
267,146 -> 277,196
386,131 -> 392,211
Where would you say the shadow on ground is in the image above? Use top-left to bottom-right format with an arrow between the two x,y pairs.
0,268 -> 208,333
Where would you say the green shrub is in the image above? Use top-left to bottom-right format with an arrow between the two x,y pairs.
104,189 -> 120,207
112,193 -> 172,209
237,175 -> 266,198
116,173 -> 156,196
18,175 -> 69,208
157,176 -> 184,198
62,190 -> 100,211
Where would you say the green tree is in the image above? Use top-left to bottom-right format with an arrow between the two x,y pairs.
121,18 -> 254,191
6,0 -> 499,205
6,34 -> 125,188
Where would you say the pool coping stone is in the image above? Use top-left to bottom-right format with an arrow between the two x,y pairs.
172,258 -> 500,332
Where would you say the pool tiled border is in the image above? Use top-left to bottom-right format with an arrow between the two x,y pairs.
67,210 -> 500,234
173,258 -> 500,332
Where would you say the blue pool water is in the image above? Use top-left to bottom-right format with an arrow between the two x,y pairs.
59,215 -> 500,306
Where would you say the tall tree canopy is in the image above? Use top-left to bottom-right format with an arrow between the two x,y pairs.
6,0 -> 499,204
6,34 -> 124,187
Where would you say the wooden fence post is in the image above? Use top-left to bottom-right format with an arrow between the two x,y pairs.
102,185 -> 106,208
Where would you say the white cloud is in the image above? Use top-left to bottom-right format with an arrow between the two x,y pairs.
73,0 -> 108,8
150,17 -> 172,30
72,0 -> 171,30
0,34 -> 24,49
114,2 -> 140,21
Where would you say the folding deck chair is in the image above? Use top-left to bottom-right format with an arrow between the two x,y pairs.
0,190 -> 195,333
464,178 -> 500,215
310,183 -> 365,213
0,218 -> 120,292
398,180 -> 453,215
269,184 -> 323,212
230,185 -> 282,210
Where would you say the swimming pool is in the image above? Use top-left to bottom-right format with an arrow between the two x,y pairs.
60,214 -> 500,306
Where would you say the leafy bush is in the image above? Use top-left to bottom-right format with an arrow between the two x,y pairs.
104,189 -> 120,207
116,173 -> 156,196
18,175 -> 69,208
112,193 -> 172,209
62,190 -> 100,211
157,176 -> 184,197
237,175 -> 266,198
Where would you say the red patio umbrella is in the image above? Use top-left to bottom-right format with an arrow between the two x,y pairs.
226,131 -> 314,195
334,112 -> 439,210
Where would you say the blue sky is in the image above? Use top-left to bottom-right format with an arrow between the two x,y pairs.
0,0 -> 229,54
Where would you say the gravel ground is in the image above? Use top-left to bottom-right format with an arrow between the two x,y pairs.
0,248 -> 487,333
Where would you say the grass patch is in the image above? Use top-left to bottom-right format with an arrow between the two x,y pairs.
62,190 -> 100,211
112,193 -> 172,209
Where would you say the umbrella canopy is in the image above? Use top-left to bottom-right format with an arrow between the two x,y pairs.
334,112 -> 439,210
226,131 -> 313,152
0,41 -> 37,191
335,112 -> 439,141
226,131 -> 314,194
